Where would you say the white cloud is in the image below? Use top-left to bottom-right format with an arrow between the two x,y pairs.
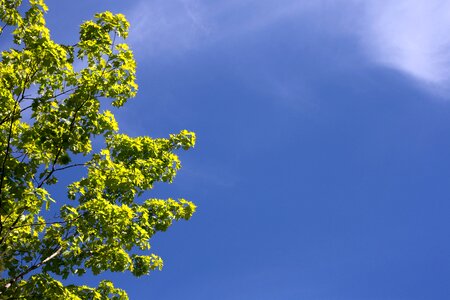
358,0 -> 450,88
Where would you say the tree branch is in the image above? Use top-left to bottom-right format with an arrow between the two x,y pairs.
37,97 -> 91,188
8,214 -> 81,230
0,101 -> 19,207
53,162 -> 89,172
0,208 -> 27,245
0,23 -> 8,37
2,246 -> 63,292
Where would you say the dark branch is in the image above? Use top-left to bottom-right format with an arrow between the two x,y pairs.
8,214 -> 81,230
53,162 -> 89,172
0,101 -> 19,206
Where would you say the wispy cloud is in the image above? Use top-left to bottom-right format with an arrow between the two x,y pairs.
126,0 -> 320,57
127,0 -> 211,57
358,0 -> 450,90
126,0 -> 450,94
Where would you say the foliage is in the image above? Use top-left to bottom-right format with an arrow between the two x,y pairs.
0,0 -> 196,298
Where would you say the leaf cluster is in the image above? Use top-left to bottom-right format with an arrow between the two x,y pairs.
0,1 -> 196,298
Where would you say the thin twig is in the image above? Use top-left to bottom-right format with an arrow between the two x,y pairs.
53,162 -> 88,172
37,96 -> 91,188
9,214 -> 81,230
0,23 -> 8,37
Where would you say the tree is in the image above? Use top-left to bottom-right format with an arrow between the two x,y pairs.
0,0 -> 196,298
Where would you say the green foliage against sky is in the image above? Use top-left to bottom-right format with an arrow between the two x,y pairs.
0,0 -> 196,298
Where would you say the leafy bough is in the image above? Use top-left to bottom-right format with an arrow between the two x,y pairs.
0,1 -> 197,298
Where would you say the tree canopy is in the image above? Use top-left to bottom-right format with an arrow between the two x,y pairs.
0,0 -> 196,298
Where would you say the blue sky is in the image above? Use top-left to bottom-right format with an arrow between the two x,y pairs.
43,0 -> 450,299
